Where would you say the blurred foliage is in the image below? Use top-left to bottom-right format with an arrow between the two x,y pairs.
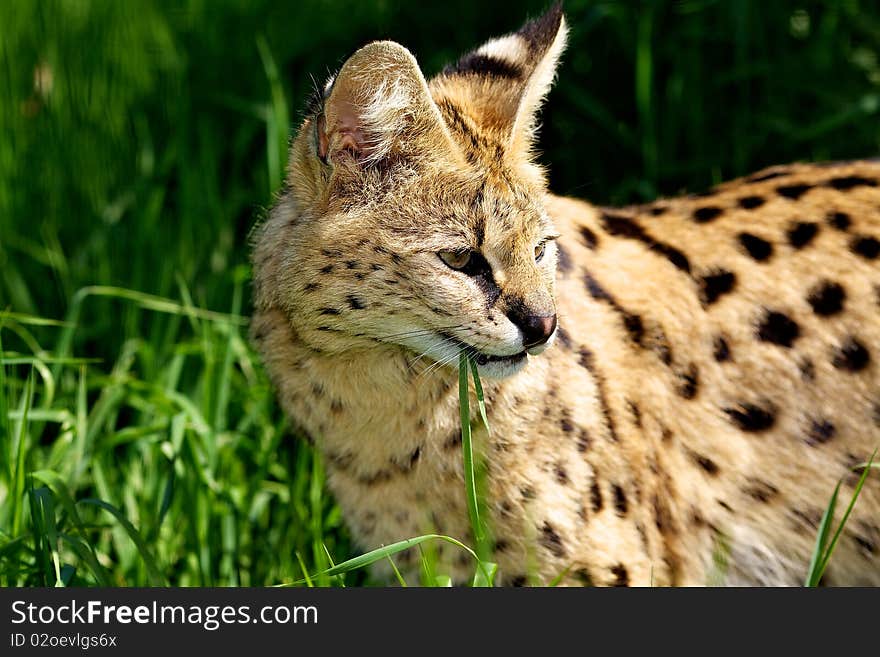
2,0 -> 880,327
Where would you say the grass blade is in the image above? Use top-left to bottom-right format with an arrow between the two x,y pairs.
805,481 -> 839,586
814,450 -> 877,585
457,352 -> 482,539
11,369 -> 34,541
385,555 -> 407,587
468,357 -> 491,436
286,534 -> 478,586
78,498 -> 166,586
58,534 -> 112,586
32,487 -> 63,586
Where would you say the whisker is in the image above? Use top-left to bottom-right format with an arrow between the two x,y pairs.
416,340 -> 464,381
372,324 -> 466,341
413,341 -> 458,379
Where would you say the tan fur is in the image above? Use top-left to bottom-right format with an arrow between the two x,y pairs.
251,8 -> 880,586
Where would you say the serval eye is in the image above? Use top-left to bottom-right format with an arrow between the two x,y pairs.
438,250 -> 473,270
535,241 -> 547,263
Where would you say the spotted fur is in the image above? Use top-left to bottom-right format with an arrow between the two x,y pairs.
251,7 -> 880,586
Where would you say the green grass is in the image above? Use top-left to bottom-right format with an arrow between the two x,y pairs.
1,1 -> 879,587
1,288 -> 355,586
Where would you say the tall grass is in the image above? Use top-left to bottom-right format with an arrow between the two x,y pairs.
0,291 -> 355,587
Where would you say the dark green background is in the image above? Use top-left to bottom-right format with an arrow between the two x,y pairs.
3,0 -> 880,327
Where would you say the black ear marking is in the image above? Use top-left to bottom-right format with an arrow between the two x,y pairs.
446,53 -> 522,79
518,2 -> 565,53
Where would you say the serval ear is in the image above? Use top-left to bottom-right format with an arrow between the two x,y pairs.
434,4 -> 568,163
314,41 -> 462,168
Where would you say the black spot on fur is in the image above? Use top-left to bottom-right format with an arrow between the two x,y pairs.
359,469 -> 393,486
583,270 -> 644,346
851,236 -> 880,260
854,535 -> 877,556
650,326 -> 673,365
799,358 -> 816,382
787,221 -> 819,248
578,346 -> 619,443
556,326 -> 572,349
613,484 -> 628,516
690,451 -> 719,475
699,270 -> 736,305
521,486 -> 536,501
743,479 -> 779,503
739,233 -> 774,261
303,282 -> 320,292
319,307 -> 342,316
600,213 -> 691,273
791,507 -> 821,531
559,415 -> 574,434
583,270 -> 611,301
738,195 -> 766,209
713,335 -> 731,362
627,400 -> 642,427
326,450 -> 353,471
577,429 -> 591,453
776,183 -> 812,200
827,211 -> 851,231
623,313 -> 645,345
319,264 -> 334,274
806,418 -> 836,446
555,464 -> 569,485
444,431 -> 462,450
677,363 -> 700,399
653,495 -> 673,534
757,309 -> 800,347
444,53 -> 522,78
574,568 -> 594,586
843,452 -> 869,486
826,175 -> 877,190
832,337 -> 870,372
807,280 -> 846,316
510,575 -> 527,587
580,226 -> 599,249
590,479 -> 603,512
693,206 -> 724,223
494,539 -> 510,553
725,403 -> 776,432
578,346 -> 594,370
649,205 -> 667,216
873,402 -> 880,427
610,564 -> 630,587
555,243 -> 573,273
540,521 -> 566,558
346,295 -> 366,310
